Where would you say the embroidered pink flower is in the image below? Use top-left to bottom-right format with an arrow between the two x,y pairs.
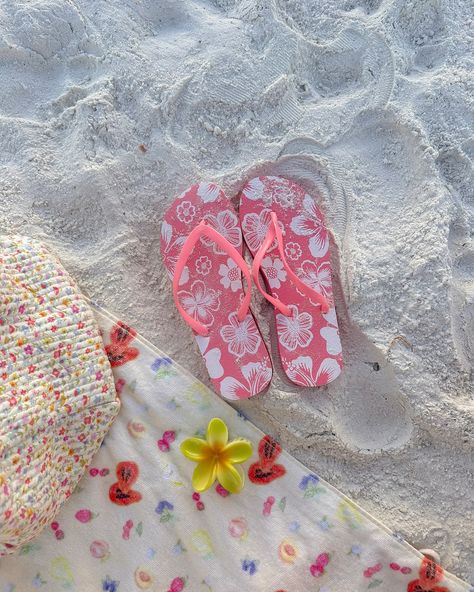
220,312 -> 261,357
310,552 -> 330,577
75,509 -> 95,523
284,241 -> 302,261
178,280 -> 220,327
364,562 -> 383,578
90,540 -> 110,560
228,517 -> 248,539
201,210 -> 241,254
219,258 -> 241,292
216,483 -> 230,497
276,305 -> 313,351
195,256 -> 212,276
176,200 -> 196,224
290,195 -> 329,257
168,577 -> 185,592
260,256 -> 287,289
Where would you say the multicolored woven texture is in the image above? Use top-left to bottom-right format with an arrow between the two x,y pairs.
0,236 -> 120,556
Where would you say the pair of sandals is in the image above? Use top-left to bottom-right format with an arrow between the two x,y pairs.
160,176 -> 343,400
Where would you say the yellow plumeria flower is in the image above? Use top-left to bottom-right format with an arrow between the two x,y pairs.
180,418 -> 252,494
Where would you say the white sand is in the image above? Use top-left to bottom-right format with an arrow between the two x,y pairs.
0,0 -> 472,582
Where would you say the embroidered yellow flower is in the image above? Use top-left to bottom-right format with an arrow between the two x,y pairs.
180,418 -> 252,494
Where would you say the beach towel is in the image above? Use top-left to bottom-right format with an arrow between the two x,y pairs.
0,303 -> 470,592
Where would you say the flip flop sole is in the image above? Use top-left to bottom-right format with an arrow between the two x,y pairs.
161,182 -> 272,399
239,176 -> 343,387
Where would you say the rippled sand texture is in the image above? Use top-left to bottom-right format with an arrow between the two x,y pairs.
0,0 -> 472,581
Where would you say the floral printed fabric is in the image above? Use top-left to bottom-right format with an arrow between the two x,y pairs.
0,304 -> 470,592
0,237 -> 119,557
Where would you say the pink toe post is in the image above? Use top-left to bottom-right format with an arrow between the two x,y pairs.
252,211 -> 330,317
172,220 -> 252,337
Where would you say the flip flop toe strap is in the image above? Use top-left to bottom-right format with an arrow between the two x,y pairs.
173,220 -> 251,336
252,212 -> 330,316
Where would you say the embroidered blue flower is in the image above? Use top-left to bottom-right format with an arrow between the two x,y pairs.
241,559 -> 258,575
289,520 -> 301,532
146,548 -> 156,559
151,357 -> 172,372
319,517 -> 330,531
102,575 -> 119,592
298,473 -> 319,490
155,500 -> 174,514
351,544 -> 363,556
32,573 -> 46,589
172,540 -> 185,555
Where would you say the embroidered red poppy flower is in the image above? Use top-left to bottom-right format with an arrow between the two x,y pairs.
105,322 -> 139,367
248,435 -> 286,484
407,557 -> 450,592
109,461 -> 142,506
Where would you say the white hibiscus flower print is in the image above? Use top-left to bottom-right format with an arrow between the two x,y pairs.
241,208 -> 283,252
195,336 -> 224,379
178,280 -> 220,327
296,260 -> 332,298
285,241 -> 302,261
220,361 -> 272,399
261,256 -> 287,289
220,312 -> 261,357
219,258 -> 241,292
276,304 -> 313,351
265,177 -> 297,208
316,357 -> 341,383
195,255 -> 212,276
197,182 -> 221,203
320,307 -> 342,356
286,356 -> 341,387
201,210 -> 242,255
161,221 -> 189,286
176,200 -> 196,224
290,194 -> 329,257
242,177 -> 265,201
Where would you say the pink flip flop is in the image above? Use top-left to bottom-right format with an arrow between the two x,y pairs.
161,182 -> 272,400
239,176 -> 343,387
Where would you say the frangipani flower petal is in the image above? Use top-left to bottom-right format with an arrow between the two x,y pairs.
207,417 -> 228,451
180,437 -> 211,461
222,440 -> 253,464
180,418 -> 252,493
192,458 -> 217,492
217,462 -> 244,494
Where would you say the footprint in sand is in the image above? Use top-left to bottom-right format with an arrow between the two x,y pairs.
240,153 -> 413,453
449,231 -> 474,374
328,322 -> 413,452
